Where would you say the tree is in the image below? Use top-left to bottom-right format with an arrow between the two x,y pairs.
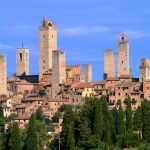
26,114 -> 39,150
126,96 -> 133,132
141,100 -> 150,142
9,123 -> 22,150
94,99 -> 103,139
117,104 -> 124,135
35,107 -> 43,121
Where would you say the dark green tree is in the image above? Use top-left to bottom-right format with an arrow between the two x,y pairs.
26,114 -> 39,150
117,104 -> 124,135
141,100 -> 150,142
94,99 -> 103,139
126,96 -> 133,132
35,107 -> 43,121
9,123 -> 22,150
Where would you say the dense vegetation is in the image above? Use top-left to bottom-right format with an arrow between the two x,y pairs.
0,96 -> 150,149
50,96 -> 150,150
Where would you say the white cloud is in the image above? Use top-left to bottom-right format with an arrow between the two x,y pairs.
60,26 -> 110,36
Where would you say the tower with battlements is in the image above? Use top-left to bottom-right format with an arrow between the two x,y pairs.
0,54 -> 7,95
16,47 -> 29,76
52,50 -> 66,97
39,17 -> 57,80
139,58 -> 150,82
118,33 -> 130,77
82,64 -> 92,82
104,49 -> 116,79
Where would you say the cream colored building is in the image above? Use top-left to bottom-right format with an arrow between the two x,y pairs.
82,64 -> 92,82
139,58 -> 150,82
39,17 -> 57,80
0,54 -> 7,95
104,49 -> 116,79
118,33 -> 130,77
16,47 -> 29,76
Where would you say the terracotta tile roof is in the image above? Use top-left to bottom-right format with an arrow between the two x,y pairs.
94,80 -> 106,85
73,82 -> 94,89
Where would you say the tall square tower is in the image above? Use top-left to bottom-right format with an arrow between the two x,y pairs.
39,17 -> 57,80
82,64 -> 92,82
104,49 -> 116,79
0,54 -> 7,95
16,47 -> 29,76
118,33 -> 130,77
52,50 -> 66,97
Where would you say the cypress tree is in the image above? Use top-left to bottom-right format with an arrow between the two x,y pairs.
94,99 -> 103,139
141,100 -> 150,141
9,123 -> 22,150
126,96 -> 133,132
26,114 -> 39,150
67,126 -> 75,150
117,104 -> 124,135
101,96 -> 112,146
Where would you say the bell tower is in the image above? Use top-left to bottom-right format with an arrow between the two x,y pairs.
39,16 -> 57,80
118,33 -> 130,77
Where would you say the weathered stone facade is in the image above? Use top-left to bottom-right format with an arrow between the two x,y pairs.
118,33 -> 130,77
139,58 -> 150,82
52,50 -> 66,97
82,64 -> 92,82
104,49 -> 116,79
39,17 -> 57,80
16,47 -> 29,76
0,54 -> 7,95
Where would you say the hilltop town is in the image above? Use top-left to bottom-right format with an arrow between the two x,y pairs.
0,17 -> 150,134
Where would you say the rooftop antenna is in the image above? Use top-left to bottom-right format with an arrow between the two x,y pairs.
21,42 -> 24,48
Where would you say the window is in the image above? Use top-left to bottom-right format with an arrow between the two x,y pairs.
122,61 -> 123,64
19,53 -> 23,61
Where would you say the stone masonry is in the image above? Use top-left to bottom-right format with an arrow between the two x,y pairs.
118,33 -> 130,77
16,47 -> 29,76
139,58 -> 150,82
0,54 -> 7,95
39,17 -> 57,80
52,50 -> 66,97
82,64 -> 92,82
104,49 -> 116,79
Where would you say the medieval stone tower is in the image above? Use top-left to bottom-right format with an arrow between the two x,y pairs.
139,58 -> 150,82
104,49 -> 116,79
0,54 -> 7,95
16,47 -> 29,76
82,64 -> 92,82
39,17 -> 57,80
118,33 -> 130,77
52,50 -> 66,97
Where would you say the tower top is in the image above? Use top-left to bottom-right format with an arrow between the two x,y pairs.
40,16 -> 55,29
119,33 -> 128,43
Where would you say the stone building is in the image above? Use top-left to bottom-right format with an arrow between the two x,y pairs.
39,17 -> 57,80
104,49 -> 116,79
139,58 -> 150,82
16,47 -> 29,76
52,50 -> 66,97
118,33 -> 130,77
82,64 -> 92,82
0,54 -> 7,95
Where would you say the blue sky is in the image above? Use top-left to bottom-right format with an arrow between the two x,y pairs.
0,0 -> 150,80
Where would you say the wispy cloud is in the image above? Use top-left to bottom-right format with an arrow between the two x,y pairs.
0,42 -> 14,50
60,26 -> 110,36
124,30 -> 150,39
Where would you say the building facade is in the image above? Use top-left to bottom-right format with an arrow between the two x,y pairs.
82,64 -> 92,82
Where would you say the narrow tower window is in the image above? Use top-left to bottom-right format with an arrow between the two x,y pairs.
19,53 -> 23,61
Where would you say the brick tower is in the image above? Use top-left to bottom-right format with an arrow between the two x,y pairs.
39,16 -> 57,80
118,33 -> 130,77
